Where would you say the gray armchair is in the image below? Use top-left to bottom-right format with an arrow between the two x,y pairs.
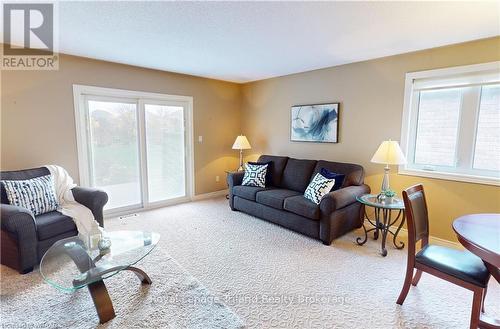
1,167 -> 108,274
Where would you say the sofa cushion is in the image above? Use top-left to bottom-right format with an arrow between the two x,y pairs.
233,185 -> 268,201
257,155 -> 289,187
280,159 -> 317,192
284,195 -> 320,220
233,196 -> 320,239
34,211 -> 77,241
312,160 -> 365,187
256,189 -> 301,210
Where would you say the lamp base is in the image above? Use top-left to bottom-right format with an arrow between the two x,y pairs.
237,149 -> 245,172
381,165 -> 390,192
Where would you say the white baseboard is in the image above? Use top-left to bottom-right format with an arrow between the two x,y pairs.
363,219 -> 463,250
105,191 -> 227,219
191,189 -> 228,201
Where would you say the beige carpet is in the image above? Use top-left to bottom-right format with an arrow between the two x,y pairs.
106,197 -> 499,329
2,197 -> 499,328
0,233 -> 244,328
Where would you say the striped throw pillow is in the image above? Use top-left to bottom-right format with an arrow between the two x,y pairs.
2,175 -> 59,216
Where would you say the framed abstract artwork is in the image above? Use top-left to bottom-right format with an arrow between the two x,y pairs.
290,103 -> 339,143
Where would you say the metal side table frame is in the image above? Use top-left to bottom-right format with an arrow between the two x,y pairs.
356,194 -> 405,257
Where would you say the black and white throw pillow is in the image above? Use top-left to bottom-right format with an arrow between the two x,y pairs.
304,173 -> 335,204
247,161 -> 273,185
2,175 -> 59,216
242,163 -> 268,188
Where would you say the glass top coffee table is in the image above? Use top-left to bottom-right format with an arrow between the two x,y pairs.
40,230 -> 160,324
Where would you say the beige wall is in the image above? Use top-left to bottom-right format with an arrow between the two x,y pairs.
241,37 -> 500,242
1,53 -> 241,195
2,38 -> 499,241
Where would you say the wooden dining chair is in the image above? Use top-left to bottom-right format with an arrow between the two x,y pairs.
396,184 -> 490,329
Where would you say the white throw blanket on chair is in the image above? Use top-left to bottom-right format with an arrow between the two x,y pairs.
45,165 -> 101,237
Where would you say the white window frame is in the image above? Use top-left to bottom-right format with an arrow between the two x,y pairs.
399,61 -> 500,186
73,84 -> 195,216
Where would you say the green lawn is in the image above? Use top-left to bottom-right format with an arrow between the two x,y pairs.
92,133 -> 185,202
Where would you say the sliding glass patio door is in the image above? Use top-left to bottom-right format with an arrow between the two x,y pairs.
143,101 -> 186,203
74,85 -> 193,215
86,97 -> 142,211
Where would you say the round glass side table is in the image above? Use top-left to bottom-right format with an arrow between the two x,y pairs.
356,194 -> 405,257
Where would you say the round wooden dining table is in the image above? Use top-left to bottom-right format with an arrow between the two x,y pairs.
453,213 -> 500,329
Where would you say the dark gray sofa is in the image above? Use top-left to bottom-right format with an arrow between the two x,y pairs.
227,155 -> 370,245
1,167 -> 108,273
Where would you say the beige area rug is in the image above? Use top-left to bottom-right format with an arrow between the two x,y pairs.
100,197 -> 499,329
0,242 -> 244,328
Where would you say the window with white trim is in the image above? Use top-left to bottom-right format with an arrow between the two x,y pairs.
400,62 -> 500,185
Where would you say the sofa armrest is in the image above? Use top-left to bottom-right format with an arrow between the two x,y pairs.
1,204 -> 35,234
0,204 -> 38,272
71,187 -> 108,227
227,171 -> 245,210
227,171 -> 245,187
320,184 -> 370,215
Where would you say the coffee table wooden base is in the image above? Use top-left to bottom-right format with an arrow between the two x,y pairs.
128,266 -> 153,284
88,266 -> 152,324
62,241 -> 154,323
40,232 -> 160,325
88,280 -> 115,324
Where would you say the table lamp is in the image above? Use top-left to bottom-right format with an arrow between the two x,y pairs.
232,135 -> 251,171
371,140 -> 407,192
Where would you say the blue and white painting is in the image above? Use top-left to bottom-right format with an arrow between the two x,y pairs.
291,103 -> 339,143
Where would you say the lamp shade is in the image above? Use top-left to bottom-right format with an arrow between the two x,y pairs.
232,135 -> 251,150
371,140 -> 407,165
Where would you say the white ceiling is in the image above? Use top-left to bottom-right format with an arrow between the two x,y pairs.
53,1 -> 500,82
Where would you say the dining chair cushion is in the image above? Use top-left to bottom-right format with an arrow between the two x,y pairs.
415,245 -> 490,288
